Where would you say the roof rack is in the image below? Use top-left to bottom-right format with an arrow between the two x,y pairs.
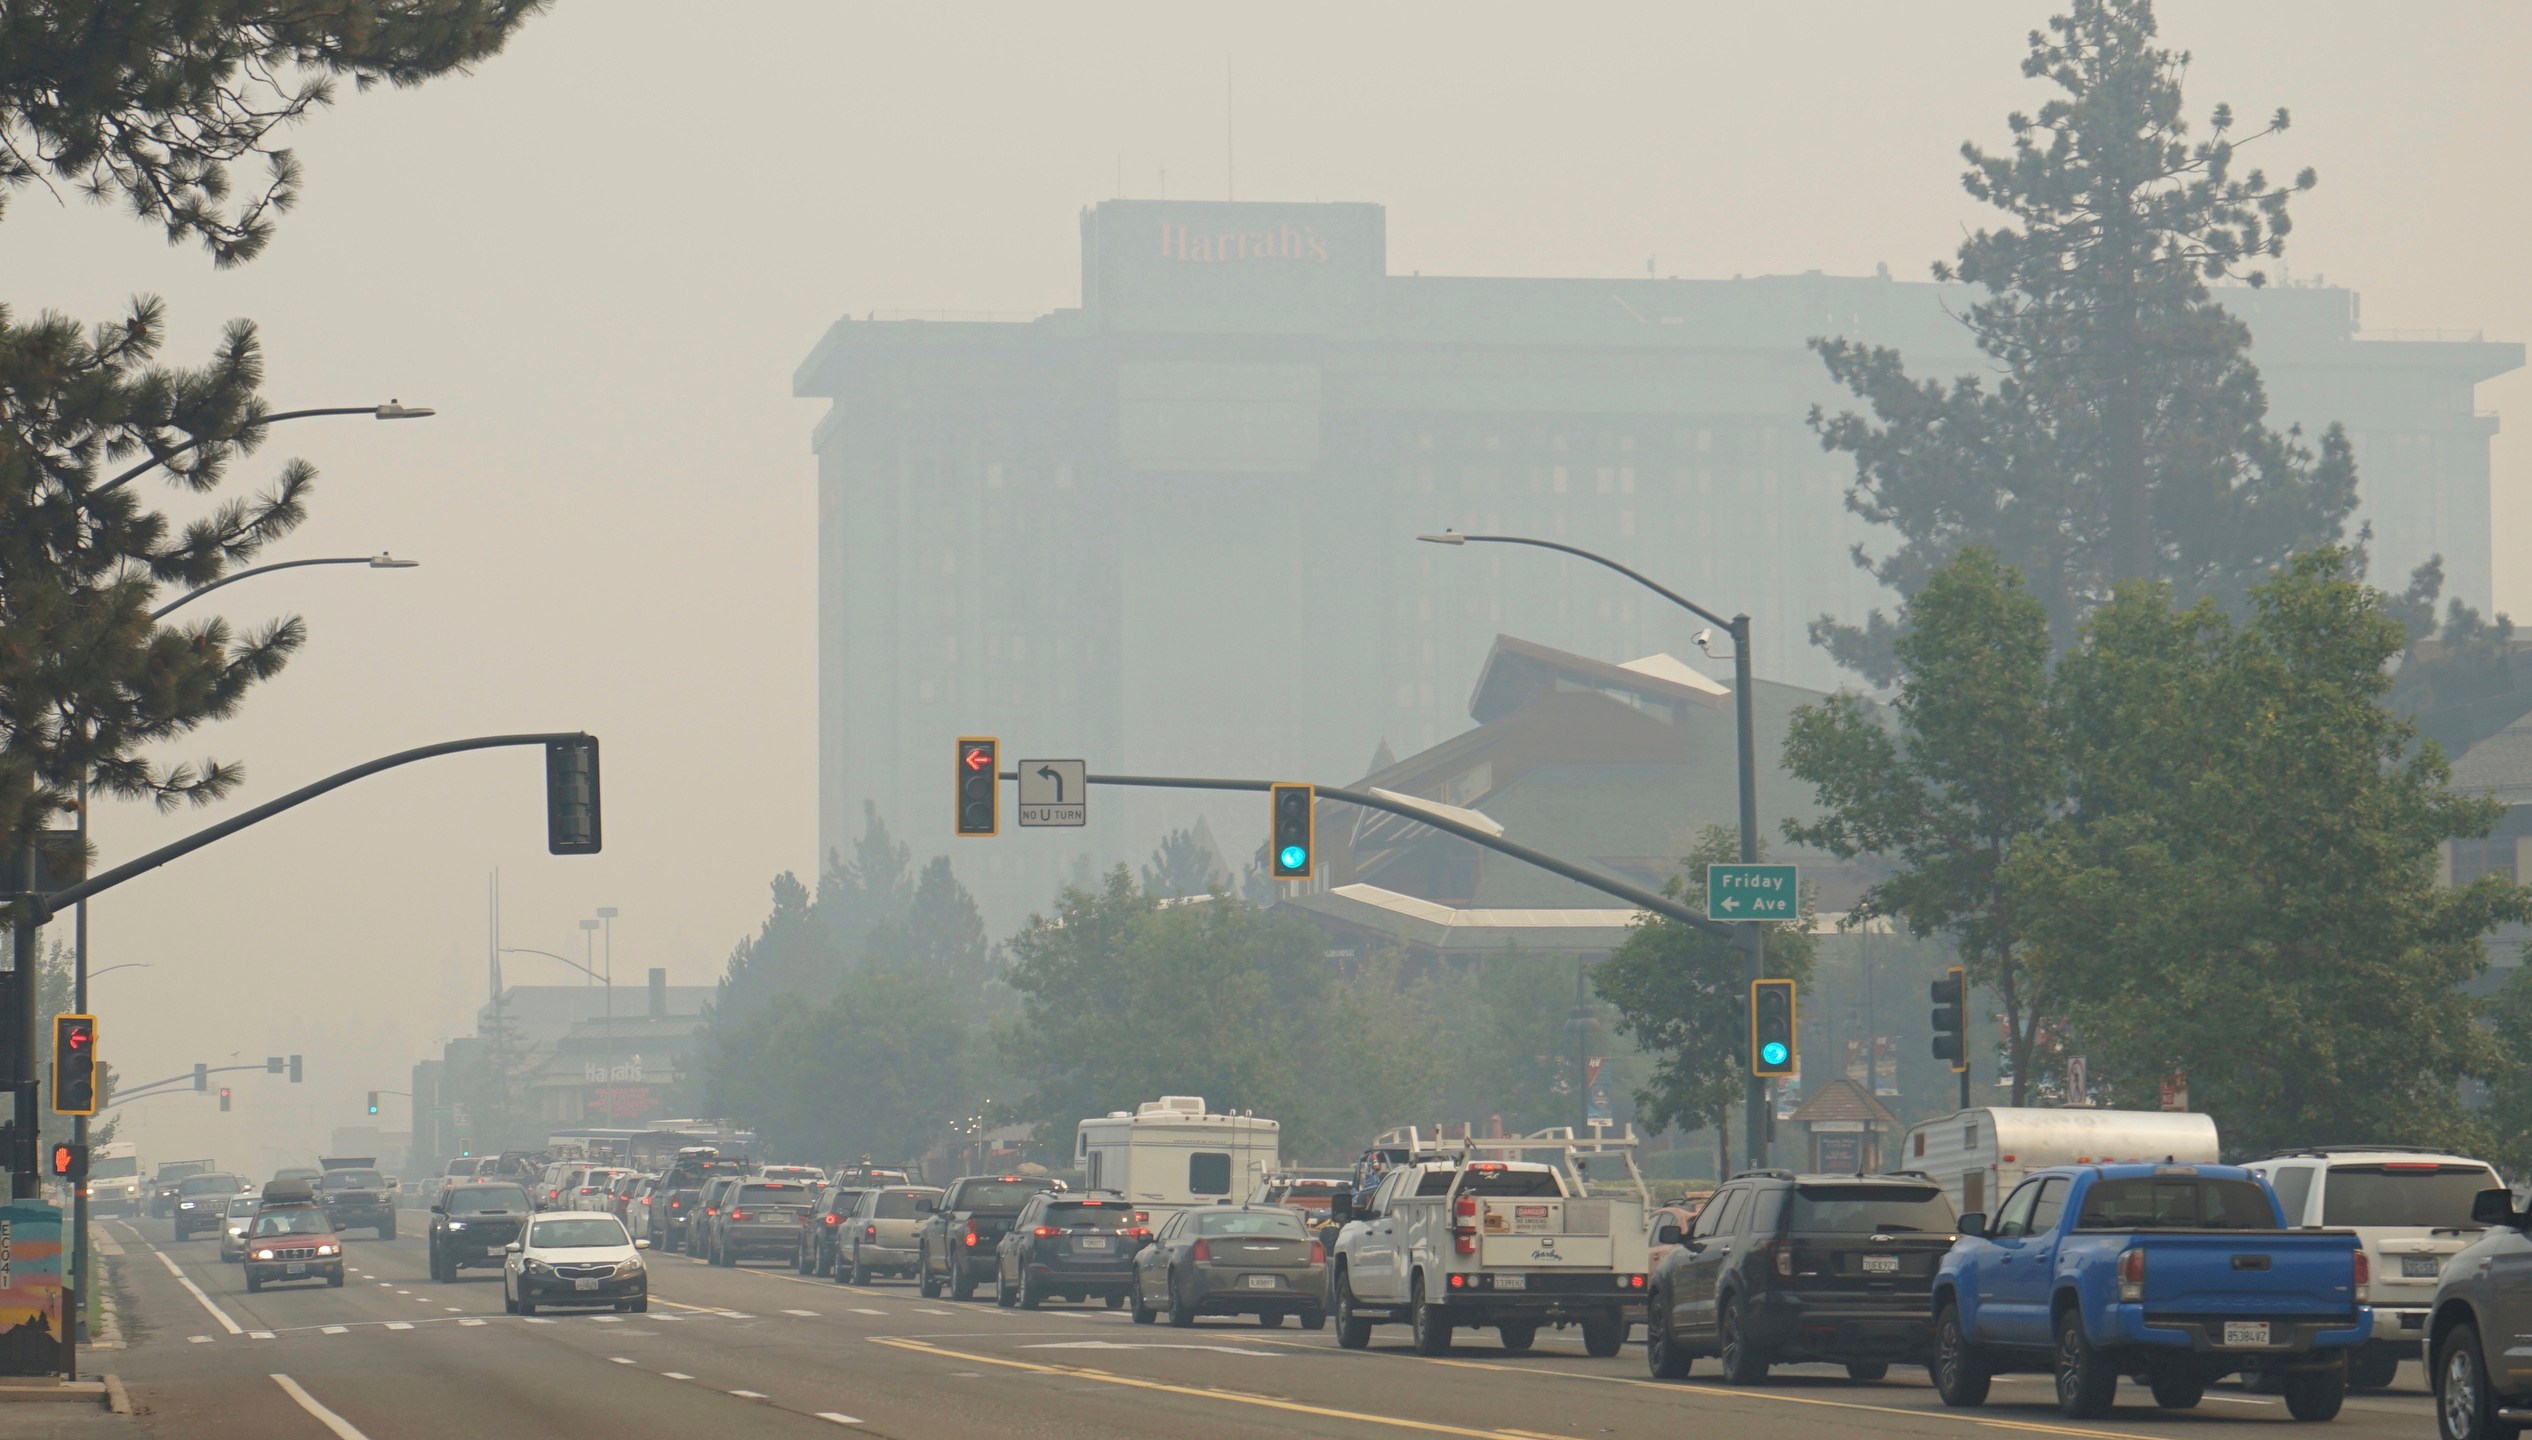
1727,1168 -> 1798,1181
2247,1145 -> 2468,1161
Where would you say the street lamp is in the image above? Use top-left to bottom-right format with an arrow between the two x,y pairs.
94,401 -> 435,498
594,906 -> 618,1057
150,553 -> 420,621
86,963 -> 150,980
1419,528 -> 1771,1165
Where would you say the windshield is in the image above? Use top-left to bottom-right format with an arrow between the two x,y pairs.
319,1170 -> 385,1189
226,1197 -> 260,1217
874,1191 -> 936,1219
531,1216 -> 630,1248
179,1175 -> 241,1196
91,1157 -> 139,1180
1196,1210 -> 1308,1238
448,1187 -> 529,1215
954,1180 -> 1054,1209
2078,1177 -> 2275,1230
1043,1202 -> 1135,1230
253,1208 -> 333,1236
1790,1185 -> 1957,1234
2322,1165 -> 2499,1228
1456,1168 -> 1563,1198
735,1184 -> 810,1207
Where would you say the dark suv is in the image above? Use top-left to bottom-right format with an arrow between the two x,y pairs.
798,1185 -> 871,1277
705,1178 -> 816,1267
2428,1186 -> 2532,1440
428,1181 -> 533,1281
918,1174 -> 1062,1300
1645,1169 -> 1960,1384
995,1193 -> 1142,1308
647,1154 -> 745,1252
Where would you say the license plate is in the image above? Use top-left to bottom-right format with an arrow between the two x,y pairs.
2223,1321 -> 2271,1348
575,1278 -> 601,1291
1495,1274 -> 1526,1291
2402,1256 -> 2440,1278
1862,1254 -> 1899,1274
1245,1275 -> 1278,1290
285,1263 -> 307,1275
1075,1236 -> 1111,1251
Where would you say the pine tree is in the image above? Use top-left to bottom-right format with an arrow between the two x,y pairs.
1810,0 -> 2354,679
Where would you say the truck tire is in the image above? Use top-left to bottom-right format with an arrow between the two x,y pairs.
2437,1325 -> 2520,1440
2149,1370 -> 2204,1409
2053,1308 -> 2118,1420
1334,1270 -> 1372,1350
1718,1297 -> 1769,1384
1131,1288 -> 1157,1325
1645,1285 -> 1693,1380
2283,1365 -> 2347,1423
1168,1271 -> 1198,1328
1497,1322 -> 1536,1353
2351,1349 -> 2401,1391
919,1250 -> 943,1299
379,1214 -> 396,1241
1581,1310 -> 1625,1359
848,1251 -> 869,1286
1018,1272 -> 1042,1311
1932,1302 -> 1992,1408
1409,1277 -> 1452,1357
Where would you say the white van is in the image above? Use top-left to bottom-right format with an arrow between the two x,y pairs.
1074,1096 -> 1279,1213
1899,1107 -> 2220,1217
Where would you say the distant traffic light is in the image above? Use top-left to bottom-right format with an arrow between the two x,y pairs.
289,1054 -> 303,1083
193,1062 -> 207,1093
266,1055 -> 284,1074
545,733 -> 602,854
218,1087 -> 232,1112
954,737 -> 1000,837
367,1091 -> 380,1116
48,1142 -> 86,1182
1268,783 -> 1314,880
52,1013 -> 99,1116
1750,979 -> 1797,1078
1930,967 -> 1969,1073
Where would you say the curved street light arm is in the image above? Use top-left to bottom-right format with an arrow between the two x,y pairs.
94,403 -> 435,498
499,946 -> 605,983
1419,531 -> 1740,632
149,554 -> 417,621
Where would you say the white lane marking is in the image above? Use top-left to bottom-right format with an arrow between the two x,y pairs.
725,1312 -> 756,1320
914,1307 -> 954,1316
384,1322 -> 414,1331
730,1389 -> 769,1399
444,1307 -> 461,1313
151,1248 -> 244,1334
189,1335 -> 214,1344
782,1309 -> 821,1317
2205,1395 -> 2278,1407
271,1374 -> 373,1440
849,1308 -> 887,1316
320,1326 -> 349,1336
248,1330 -> 276,1341
377,1282 -> 394,1288
1022,1340 -> 1277,1357
591,1315 -> 624,1324
662,1372 -> 693,1380
610,1356 -> 638,1365
817,1414 -> 863,1426
459,1318 -> 487,1327
523,1317 -> 555,1324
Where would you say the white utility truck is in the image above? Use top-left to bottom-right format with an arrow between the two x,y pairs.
1330,1141 -> 1649,1358
1074,1096 -> 1279,1216
1898,1106 -> 2220,1216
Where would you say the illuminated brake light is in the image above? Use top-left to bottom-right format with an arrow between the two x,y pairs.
1034,1226 -> 1062,1238
823,1214 -> 841,1226
1309,1240 -> 1326,1264
1191,1239 -> 1212,1262
1448,1272 -> 1466,1288
865,1224 -> 878,1239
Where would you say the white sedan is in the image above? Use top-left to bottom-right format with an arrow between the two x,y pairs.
503,1212 -> 650,1315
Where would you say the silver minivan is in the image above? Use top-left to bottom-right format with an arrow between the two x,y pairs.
842,1186 -> 942,1284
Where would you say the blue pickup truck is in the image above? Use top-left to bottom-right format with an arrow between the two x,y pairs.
1932,1163 -> 2368,1421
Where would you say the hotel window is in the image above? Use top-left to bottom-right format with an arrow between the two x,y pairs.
2452,838 -> 2517,885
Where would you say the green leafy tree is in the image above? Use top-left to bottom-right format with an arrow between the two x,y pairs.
1140,824 -> 1229,900
705,871 -> 842,1031
1783,551 -> 2065,1104
704,969 -> 976,1167
2479,967 -> 2532,1182
816,801 -> 912,961
1595,827 -> 1815,1172
1810,0 -> 2353,680
866,856 -> 1000,1022
2015,549 -> 2529,1154
1,1 -> 546,265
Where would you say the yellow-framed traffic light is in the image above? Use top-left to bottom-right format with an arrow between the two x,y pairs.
1750,979 -> 1797,1078
52,1013 -> 99,1115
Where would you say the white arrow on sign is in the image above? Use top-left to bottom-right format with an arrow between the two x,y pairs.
1719,895 -> 1742,912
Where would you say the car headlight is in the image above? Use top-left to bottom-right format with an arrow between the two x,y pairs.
253,1248 -> 276,1260
316,1244 -> 339,1257
614,1258 -> 644,1277
526,1260 -> 555,1276
445,1221 -> 467,1231
179,1201 -> 197,1209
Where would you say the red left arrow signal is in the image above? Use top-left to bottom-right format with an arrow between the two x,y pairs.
66,1027 -> 90,1050
964,747 -> 993,772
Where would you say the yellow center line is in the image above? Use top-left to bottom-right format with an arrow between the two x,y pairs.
871,1335 -> 1559,1439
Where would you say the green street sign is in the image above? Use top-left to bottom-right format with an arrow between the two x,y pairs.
1707,864 -> 1798,921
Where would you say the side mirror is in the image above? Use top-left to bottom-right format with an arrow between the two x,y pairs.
504,1241 -> 523,1254
634,1239 -> 651,1250
429,1205 -> 445,1215
1956,1212 -> 1988,1239
1652,1223 -> 1685,1247
2470,1189 -> 2521,1228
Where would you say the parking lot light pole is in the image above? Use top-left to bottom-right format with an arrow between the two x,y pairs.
1418,529 -> 1770,1166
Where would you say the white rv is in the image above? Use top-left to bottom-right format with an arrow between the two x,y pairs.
1074,1096 -> 1279,1212
1899,1107 -> 2221,1217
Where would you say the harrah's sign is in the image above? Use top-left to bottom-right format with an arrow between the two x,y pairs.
1159,220 -> 1330,264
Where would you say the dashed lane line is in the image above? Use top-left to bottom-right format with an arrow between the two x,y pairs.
817,1414 -> 863,1426
610,1357 -> 638,1365
731,1389 -> 770,1399
320,1326 -> 348,1336
663,1372 -> 695,1381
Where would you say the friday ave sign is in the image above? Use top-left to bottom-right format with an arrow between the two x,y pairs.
1706,864 -> 1798,921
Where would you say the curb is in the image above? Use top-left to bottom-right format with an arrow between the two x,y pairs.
0,1379 -> 110,1406
103,1374 -> 132,1414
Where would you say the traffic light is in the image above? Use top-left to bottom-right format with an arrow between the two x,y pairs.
1269,783 -> 1314,879
954,737 -> 999,837
51,1013 -> 99,1116
1750,978 -> 1797,1078
289,1054 -> 303,1083
1930,967 -> 1969,1073
193,1062 -> 207,1093
218,1087 -> 232,1112
48,1142 -> 86,1183
266,1055 -> 284,1074
367,1091 -> 380,1116
545,734 -> 602,854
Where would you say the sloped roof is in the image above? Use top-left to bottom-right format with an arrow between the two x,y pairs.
1469,634 -> 1731,725
2450,710 -> 2532,806
1788,1077 -> 1898,1128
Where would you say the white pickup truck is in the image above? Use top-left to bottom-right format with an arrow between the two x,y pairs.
1330,1157 -> 1647,1357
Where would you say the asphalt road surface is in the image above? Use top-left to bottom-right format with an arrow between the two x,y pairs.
86,1213 -> 2440,1440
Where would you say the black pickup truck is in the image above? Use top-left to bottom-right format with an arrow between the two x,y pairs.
918,1174 -> 1062,1300
315,1156 -> 400,1239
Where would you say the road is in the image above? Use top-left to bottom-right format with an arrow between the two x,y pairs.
84,1213 -> 2437,1440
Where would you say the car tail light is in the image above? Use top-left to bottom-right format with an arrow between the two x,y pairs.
1133,1211 -> 1149,1224
2118,1247 -> 2146,1302
1309,1240 -> 1326,1264
2353,1247 -> 2370,1301
823,1214 -> 841,1227
670,1200 -> 682,1209
580,1187 -> 597,1194
1034,1226 -> 1062,1238
1125,1227 -> 1150,1240
1448,1272 -> 1466,1288
1775,1243 -> 1793,1278
1627,1274 -> 1646,1290
865,1224 -> 878,1239
1191,1239 -> 1212,1262
963,1224 -> 979,1248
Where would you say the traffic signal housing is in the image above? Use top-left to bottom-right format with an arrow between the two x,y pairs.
545,734 -> 602,855
1750,979 -> 1797,1078
1269,783 -> 1314,880
367,1091 -> 380,1116
218,1087 -> 232,1112
955,737 -> 999,837
289,1054 -> 303,1083
1930,967 -> 1969,1073
52,1013 -> 99,1116
49,1142 -> 86,1183
193,1062 -> 207,1093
